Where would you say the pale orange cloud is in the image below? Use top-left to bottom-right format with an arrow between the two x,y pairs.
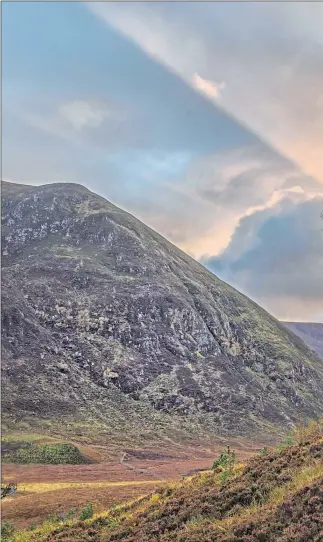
276,138 -> 323,182
192,74 -> 226,100
179,216 -> 238,260
264,296 -> 323,323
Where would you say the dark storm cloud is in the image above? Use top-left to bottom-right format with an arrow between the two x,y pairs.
204,197 -> 323,320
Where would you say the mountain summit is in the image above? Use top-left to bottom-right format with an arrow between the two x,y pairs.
2,181 -> 323,443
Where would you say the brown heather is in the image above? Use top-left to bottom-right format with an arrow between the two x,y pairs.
8,420 -> 323,542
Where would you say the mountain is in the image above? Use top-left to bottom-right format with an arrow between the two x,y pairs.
2,181 -> 323,444
281,322 -> 323,358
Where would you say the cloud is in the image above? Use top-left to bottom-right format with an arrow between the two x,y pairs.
118,144 -> 323,262
89,2 -> 323,181
192,74 -> 225,100
4,1 -> 323,321
58,100 -> 112,131
204,196 -> 323,321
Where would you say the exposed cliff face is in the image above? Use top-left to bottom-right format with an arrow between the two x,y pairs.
2,181 -> 323,441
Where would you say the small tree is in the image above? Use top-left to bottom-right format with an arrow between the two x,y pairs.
212,446 -> 236,470
212,446 -> 237,485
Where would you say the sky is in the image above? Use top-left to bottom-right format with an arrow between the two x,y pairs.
2,1 -> 323,322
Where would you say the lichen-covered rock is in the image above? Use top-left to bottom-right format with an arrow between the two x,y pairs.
2,181 -> 323,442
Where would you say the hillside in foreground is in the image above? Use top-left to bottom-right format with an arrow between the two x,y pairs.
2,180 -> 323,446
282,322 -> 323,358
4,422 -> 322,542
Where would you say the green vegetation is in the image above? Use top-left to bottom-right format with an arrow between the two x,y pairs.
1,522 -> 15,541
212,445 -> 237,470
212,446 -> 237,485
3,443 -> 91,465
275,435 -> 293,452
78,504 -> 94,521
65,508 -> 77,521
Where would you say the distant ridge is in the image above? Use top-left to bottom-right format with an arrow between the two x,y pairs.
281,322 -> 323,358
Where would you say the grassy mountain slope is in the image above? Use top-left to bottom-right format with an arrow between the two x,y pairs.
2,181 -> 323,443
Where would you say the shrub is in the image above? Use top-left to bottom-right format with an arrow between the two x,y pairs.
106,517 -> 120,528
292,418 -> 323,444
149,494 -> 160,504
78,504 -> 94,521
219,469 -> 232,484
1,522 -> 15,541
276,436 -> 294,452
47,514 -> 59,523
3,443 -> 91,465
1,483 -> 17,498
65,507 -> 77,520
